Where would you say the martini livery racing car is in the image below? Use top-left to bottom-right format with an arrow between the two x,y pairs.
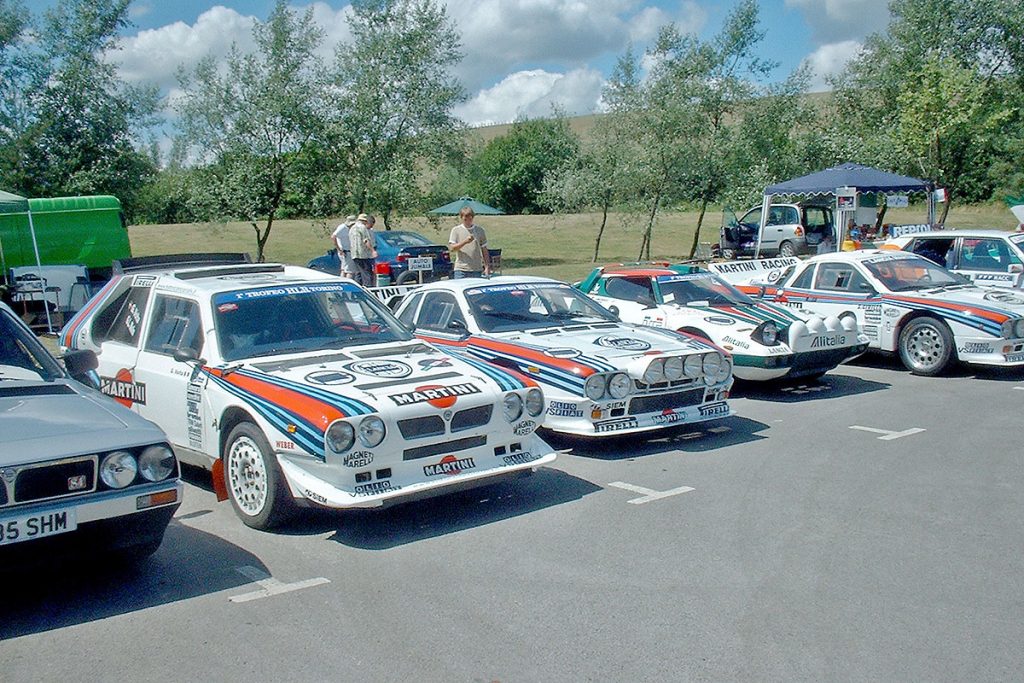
577,265 -> 868,381
736,251 -> 1024,376
60,260 -> 555,529
392,276 -> 734,437
1,301 -> 181,563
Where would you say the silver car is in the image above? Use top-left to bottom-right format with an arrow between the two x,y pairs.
0,302 -> 181,564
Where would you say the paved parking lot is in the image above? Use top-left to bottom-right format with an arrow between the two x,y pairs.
3,354 -> 1023,681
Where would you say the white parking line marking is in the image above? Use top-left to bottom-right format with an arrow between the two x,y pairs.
849,425 -> 926,441
708,426 -> 731,434
1014,387 -> 1024,391
229,566 -> 330,603
607,481 -> 695,505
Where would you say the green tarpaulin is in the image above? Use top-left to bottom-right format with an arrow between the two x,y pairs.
428,196 -> 504,215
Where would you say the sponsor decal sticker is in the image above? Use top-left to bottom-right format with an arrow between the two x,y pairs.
503,452 -> 542,466
346,359 -> 412,378
722,335 -> 750,350
304,489 -> 328,504
883,307 -> 901,318
652,409 -> 681,425
305,369 -> 356,386
100,369 -> 147,407
547,400 -> 585,417
132,274 -> 157,288
389,383 -> 481,408
343,451 -> 374,468
417,357 -> 453,370
594,335 -> 651,351
983,290 -> 1024,305
276,440 -> 296,450
698,402 -> 730,418
704,316 -> 735,325
423,455 -> 476,477
513,419 -> 536,436
959,342 -> 993,354
354,481 -> 396,496
595,417 -> 639,433
810,334 -> 848,348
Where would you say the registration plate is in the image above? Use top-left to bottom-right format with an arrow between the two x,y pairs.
1006,353 -> 1024,363
407,257 -> 433,272
0,509 -> 77,546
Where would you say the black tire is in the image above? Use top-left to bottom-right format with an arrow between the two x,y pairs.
721,248 -> 736,260
223,422 -> 295,530
898,317 -> 955,376
395,269 -> 421,285
779,240 -> 795,257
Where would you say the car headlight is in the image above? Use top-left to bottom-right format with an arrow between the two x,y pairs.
100,450 -> 138,489
503,392 -> 523,421
1015,319 -> 1024,338
326,421 -> 355,453
608,373 -> 632,399
524,388 -> 544,417
753,320 -> 779,346
584,374 -> 607,401
643,358 -> 665,384
358,416 -> 386,448
663,356 -> 684,380
702,353 -> 725,385
684,354 -> 703,378
138,445 -> 176,482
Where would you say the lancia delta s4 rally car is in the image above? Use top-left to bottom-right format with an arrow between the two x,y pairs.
391,276 -> 734,437
1,301 -> 180,563
577,265 -> 868,382
60,259 -> 555,529
734,250 -> 1024,376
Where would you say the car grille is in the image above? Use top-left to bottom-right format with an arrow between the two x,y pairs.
629,388 -> 706,415
0,482 -> 7,506
403,435 -> 487,461
450,405 -> 492,433
397,415 -> 446,439
11,455 -> 97,505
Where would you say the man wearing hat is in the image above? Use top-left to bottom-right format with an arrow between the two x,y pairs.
349,213 -> 378,287
332,214 -> 356,278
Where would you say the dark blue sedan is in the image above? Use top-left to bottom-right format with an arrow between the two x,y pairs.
308,230 -> 453,284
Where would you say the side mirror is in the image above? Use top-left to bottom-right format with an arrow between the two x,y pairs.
63,348 -> 99,379
173,347 -> 206,365
447,319 -> 467,332
1010,264 -> 1023,274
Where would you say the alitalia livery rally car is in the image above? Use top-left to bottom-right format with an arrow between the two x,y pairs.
1,301 -> 180,563
60,259 -> 555,529
735,250 -> 1024,376
577,265 -> 869,381
391,276 -> 734,437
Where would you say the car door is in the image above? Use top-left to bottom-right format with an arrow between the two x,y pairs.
955,237 -> 1022,289
133,294 -> 209,453
595,276 -> 656,324
413,291 -> 471,346
91,280 -> 156,414
739,207 -> 776,253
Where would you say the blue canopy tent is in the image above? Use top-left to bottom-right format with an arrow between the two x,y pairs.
754,163 -> 934,256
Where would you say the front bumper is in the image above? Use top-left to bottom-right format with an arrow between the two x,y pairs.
277,432 -> 557,509
957,336 -> 1024,367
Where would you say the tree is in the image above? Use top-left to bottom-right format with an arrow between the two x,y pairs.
326,0 -> 465,227
176,0 -> 325,261
469,115 -> 579,215
0,0 -> 160,219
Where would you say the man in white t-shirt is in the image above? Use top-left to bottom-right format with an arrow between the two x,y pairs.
448,206 -> 490,279
332,215 -> 356,277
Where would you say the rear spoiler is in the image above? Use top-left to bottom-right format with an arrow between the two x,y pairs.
112,253 -> 252,274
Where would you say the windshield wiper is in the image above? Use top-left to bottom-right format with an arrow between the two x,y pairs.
548,310 -> 607,322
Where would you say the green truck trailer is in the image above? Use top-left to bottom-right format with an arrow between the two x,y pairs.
0,195 -> 131,280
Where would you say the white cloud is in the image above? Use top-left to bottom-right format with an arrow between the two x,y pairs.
801,40 -> 863,91
454,68 -> 604,126
784,0 -> 890,45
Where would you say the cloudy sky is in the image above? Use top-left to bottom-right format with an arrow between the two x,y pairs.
42,0 -> 892,127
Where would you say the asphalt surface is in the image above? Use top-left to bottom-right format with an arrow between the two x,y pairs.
3,353 -> 1023,681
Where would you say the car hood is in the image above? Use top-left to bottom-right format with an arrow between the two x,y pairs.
888,286 -> 1024,317
220,341 -> 522,414
478,323 -> 716,374
0,379 -> 168,466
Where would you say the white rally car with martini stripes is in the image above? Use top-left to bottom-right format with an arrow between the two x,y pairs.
578,265 -> 868,382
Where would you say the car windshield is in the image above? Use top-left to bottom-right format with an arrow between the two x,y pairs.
465,282 -> 617,333
378,232 -> 435,248
656,273 -> 754,306
1008,234 -> 1024,249
862,255 -> 968,292
0,309 -> 64,381
214,282 -> 413,361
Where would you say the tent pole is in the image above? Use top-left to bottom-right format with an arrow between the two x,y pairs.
754,194 -> 771,259
26,208 -> 53,334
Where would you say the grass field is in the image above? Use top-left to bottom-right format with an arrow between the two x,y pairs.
129,202 -> 1020,284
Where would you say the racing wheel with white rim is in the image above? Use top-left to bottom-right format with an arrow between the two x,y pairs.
898,316 -> 954,376
224,422 -> 295,529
